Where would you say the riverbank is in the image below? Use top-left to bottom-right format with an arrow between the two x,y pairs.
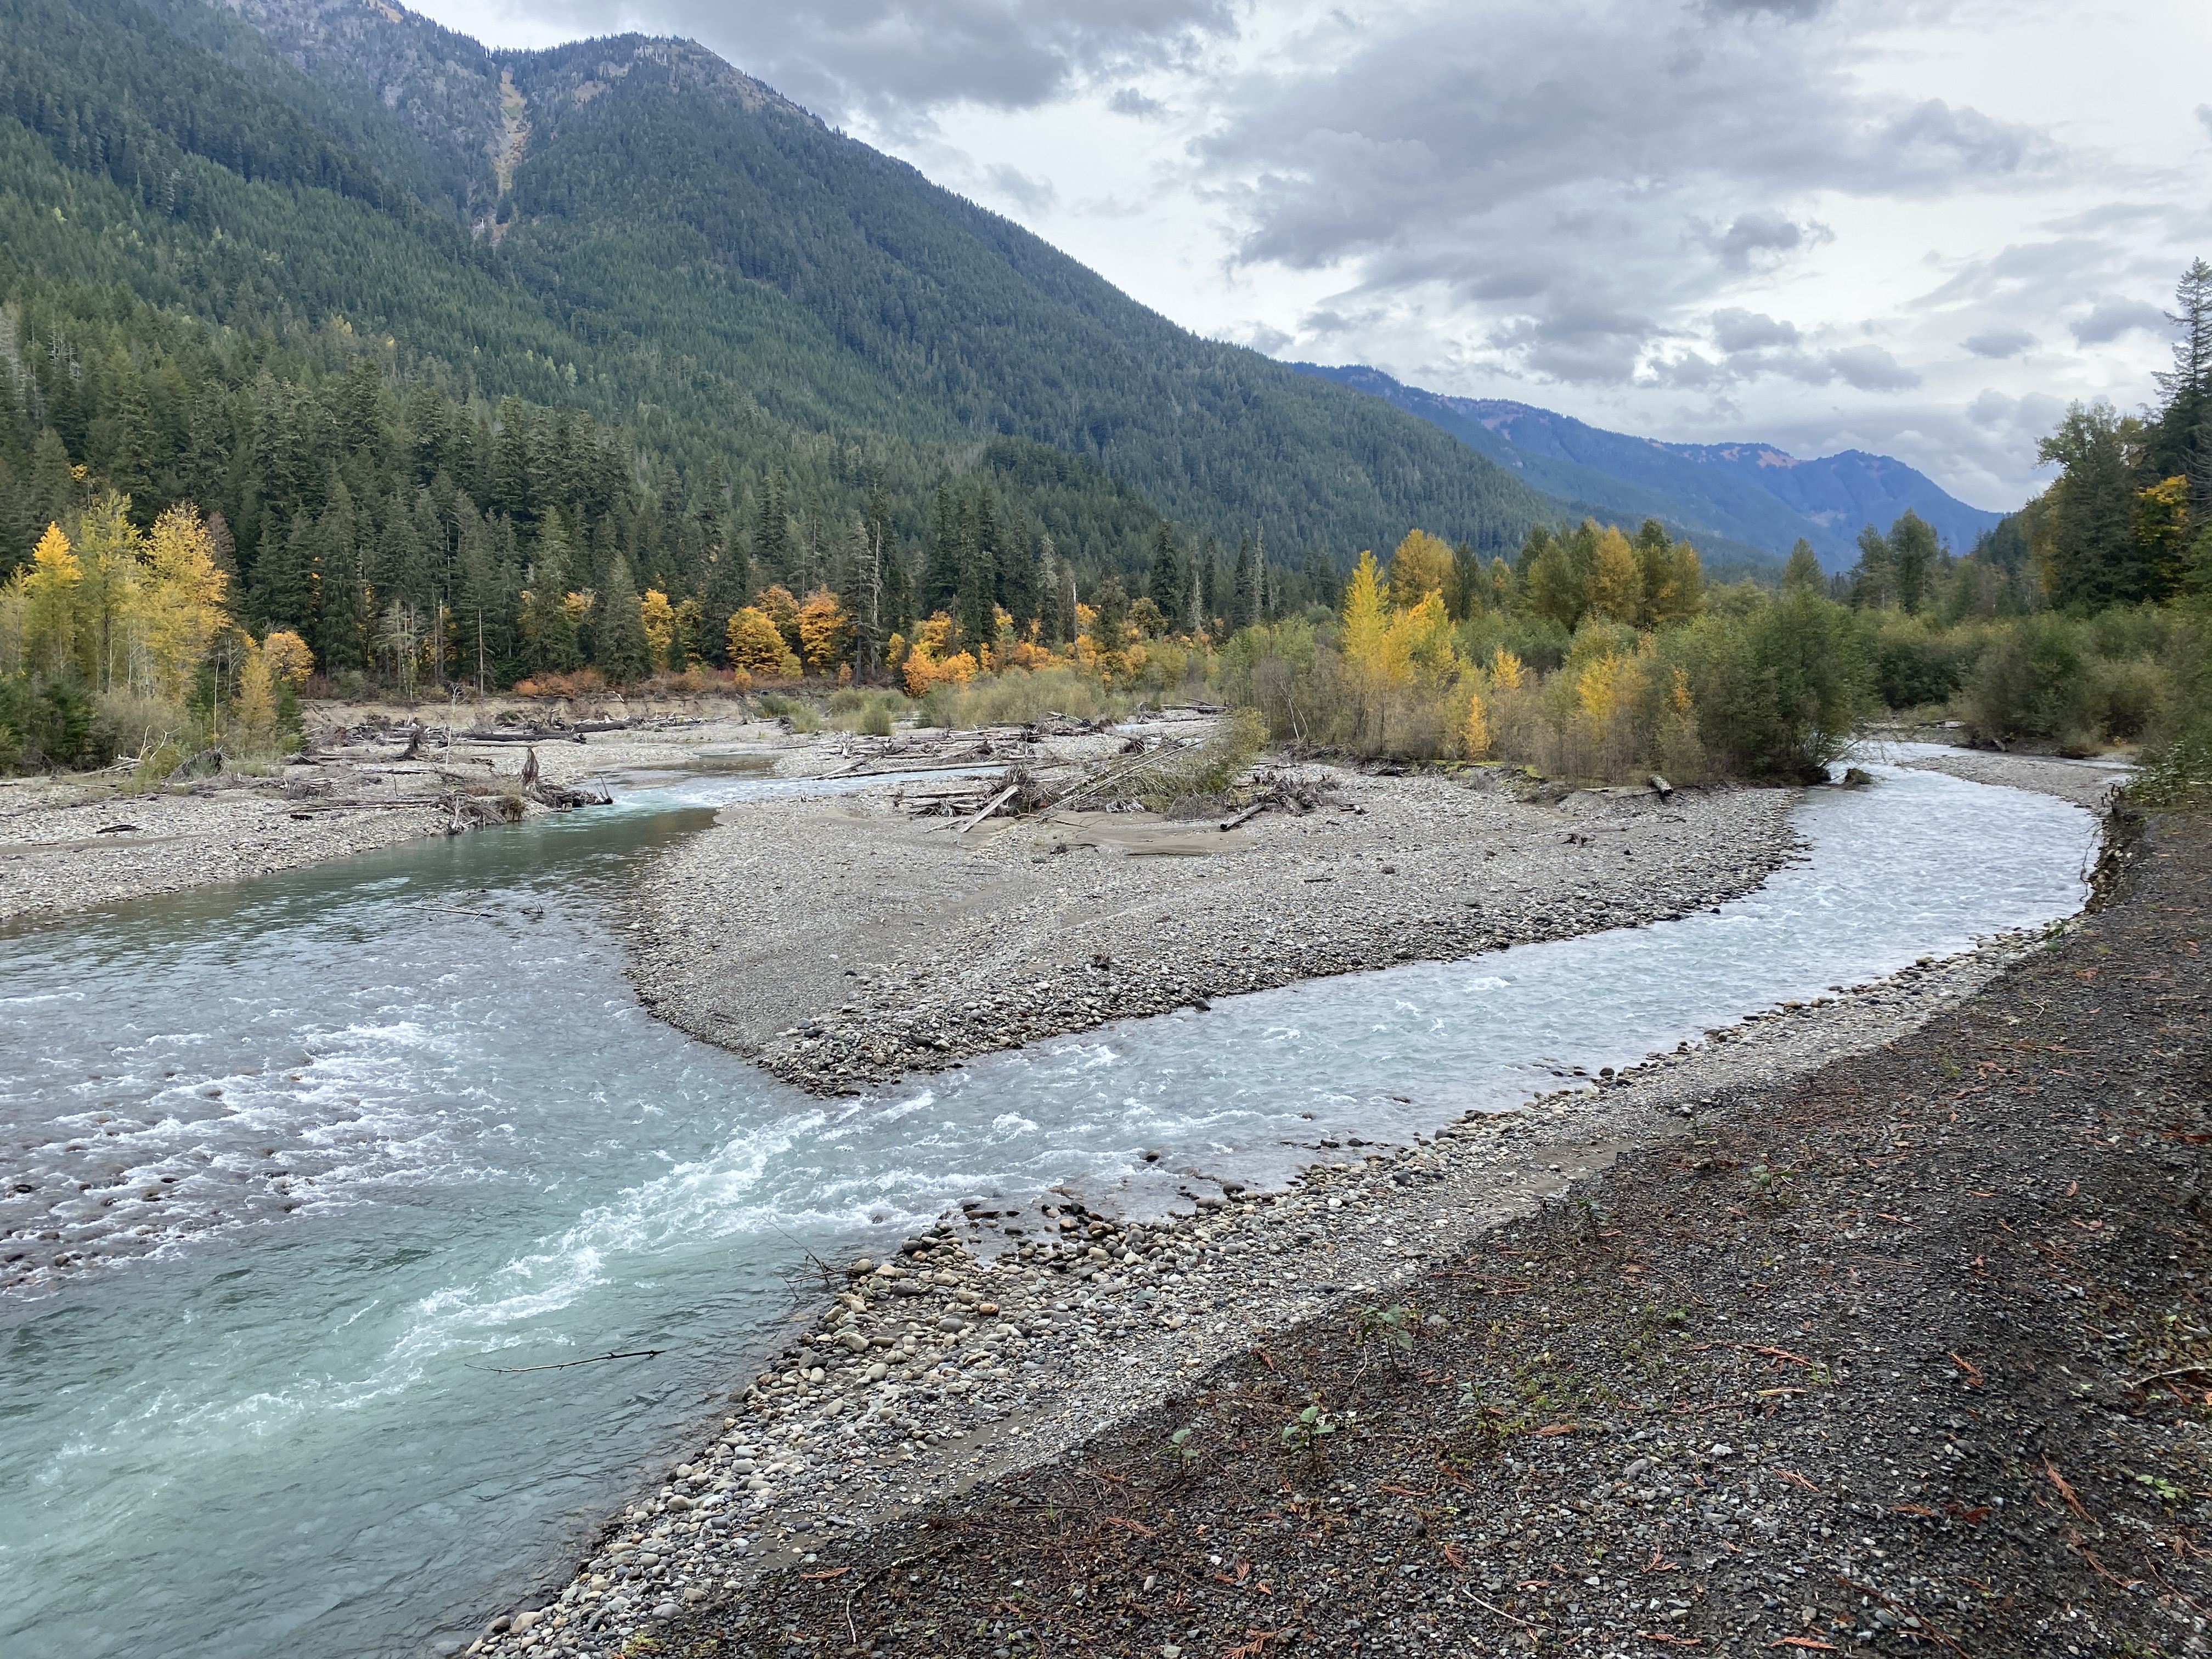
462,773 -> 2112,1655
627,768 -> 1804,1097
0,706 -> 773,928
509,802 -> 2205,1659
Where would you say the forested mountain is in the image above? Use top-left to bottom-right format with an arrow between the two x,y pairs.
0,0 -> 1556,573
1295,364 -> 2004,572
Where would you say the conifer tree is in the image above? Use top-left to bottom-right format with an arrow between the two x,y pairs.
1781,538 -> 1824,592
956,488 -> 999,650
1888,510 -> 1940,614
1232,532 -> 1260,627
922,483 -> 962,616
314,479 -> 365,673
1849,524 -> 1894,609
2152,258 -> 2212,520
254,510 -> 317,634
595,554 -> 652,684
1146,523 -> 1184,614
753,467 -> 791,589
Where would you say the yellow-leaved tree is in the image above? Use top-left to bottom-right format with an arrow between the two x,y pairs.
20,523 -> 83,677
1386,528 -> 1455,611
640,589 -> 676,666
138,505 -> 228,703
795,589 -> 854,676
1460,689 -> 1491,759
1341,550 -> 1465,751
262,630 -> 315,686
232,638 -> 279,749
74,494 -> 144,690
726,606 -> 795,677
1587,526 -> 1643,624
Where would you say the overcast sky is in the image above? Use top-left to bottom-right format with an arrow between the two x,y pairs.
409,0 -> 2211,510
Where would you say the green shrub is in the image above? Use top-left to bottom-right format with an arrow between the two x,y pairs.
1673,592 -> 1870,780
0,677 -> 107,772
1457,610 -> 1571,674
1867,619 -> 1982,711
2093,657 -> 2171,741
1959,614 -> 2101,751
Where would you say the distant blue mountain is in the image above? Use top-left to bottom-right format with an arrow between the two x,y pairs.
1293,365 -> 2003,573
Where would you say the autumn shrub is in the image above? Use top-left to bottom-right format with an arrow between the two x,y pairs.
1137,707 -> 1268,810
828,689 -> 905,734
923,665 -> 1133,729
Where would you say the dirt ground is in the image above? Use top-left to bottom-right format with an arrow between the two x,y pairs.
656,806 -> 2211,1659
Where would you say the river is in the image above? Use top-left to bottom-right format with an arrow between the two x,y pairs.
0,758 -> 2101,1657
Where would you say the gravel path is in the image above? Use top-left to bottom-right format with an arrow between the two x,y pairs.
627,769 -> 1805,1097
470,805 -> 2208,1659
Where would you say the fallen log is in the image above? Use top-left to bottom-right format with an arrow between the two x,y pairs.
956,783 -> 1021,833
1217,799 -> 1269,832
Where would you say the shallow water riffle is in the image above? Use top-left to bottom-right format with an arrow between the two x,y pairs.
0,762 -> 2098,1659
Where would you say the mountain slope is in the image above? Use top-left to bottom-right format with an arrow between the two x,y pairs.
143,0 -> 1560,564
1295,364 -> 2003,571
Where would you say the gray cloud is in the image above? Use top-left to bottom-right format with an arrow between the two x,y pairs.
1704,0 -> 1829,15
465,0 -> 1237,118
1717,212 -> 1804,269
1963,326 -> 2035,358
986,162 -> 1058,213
1826,343 -> 1920,392
2198,104 -> 2212,142
1189,1 -> 2062,393
2071,298 -> 2166,345
1710,308 -> 1800,352
1109,85 -> 1167,118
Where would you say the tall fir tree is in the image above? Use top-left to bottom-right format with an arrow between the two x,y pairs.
595,554 -> 652,683
922,482 -> 962,616
957,488 -> 1000,649
1146,522 -> 1184,614
2152,258 -> 2212,523
314,478 -> 365,673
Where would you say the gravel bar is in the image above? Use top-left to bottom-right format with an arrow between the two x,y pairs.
627,765 -> 1805,1097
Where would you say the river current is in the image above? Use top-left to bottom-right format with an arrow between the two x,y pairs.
0,758 -> 2100,1657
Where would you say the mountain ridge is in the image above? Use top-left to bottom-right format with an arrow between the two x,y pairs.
100,0 -> 1563,566
1293,363 -> 2004,571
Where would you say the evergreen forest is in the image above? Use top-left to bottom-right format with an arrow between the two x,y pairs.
0,0 -> 2205,794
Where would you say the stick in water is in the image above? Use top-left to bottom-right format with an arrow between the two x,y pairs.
478,1348 -> 667,1374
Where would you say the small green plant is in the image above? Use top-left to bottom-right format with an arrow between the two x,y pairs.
1355,1303 -> 1418,1364
1165,1425 -> 1199,1473
2134,1470 -> 2190,1504
1748,1162 -> 1793,1204
1281,1398 -> 1339,1458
